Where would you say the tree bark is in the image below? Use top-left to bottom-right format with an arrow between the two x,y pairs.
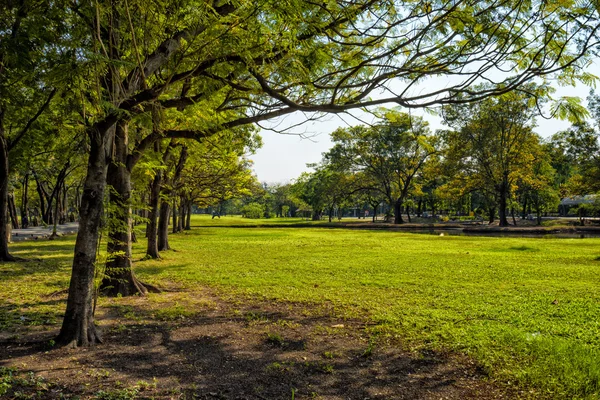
157,200 -> 171,251
146,172 -> 161,258
20,174 -> 29,228
100,122 -> 158,297
177,196 -> 185,232
49,180 -> 61,239
56,123 -> 114,347
0,134 -> 15,261
8,193 -> 19,229
172,197 -> 178,233
498,185 -> 509,227
146,141 -> 175,258
185,200 -> 191,230
393,200 -> 404,224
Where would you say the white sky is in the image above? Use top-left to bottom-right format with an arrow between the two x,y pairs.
250,82 -> 596,184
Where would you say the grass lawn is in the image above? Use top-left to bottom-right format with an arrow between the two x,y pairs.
2,215 -> 600,399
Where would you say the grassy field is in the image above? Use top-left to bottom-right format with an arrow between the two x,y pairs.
3,214 -> 600,399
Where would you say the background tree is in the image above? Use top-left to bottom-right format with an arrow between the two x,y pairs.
442,89 -> 544,226
327,110 -> 437,224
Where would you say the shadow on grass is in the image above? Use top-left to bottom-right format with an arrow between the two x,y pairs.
9,238 -> 75,264
0,297 -> 66,333
1,302 -> 500,400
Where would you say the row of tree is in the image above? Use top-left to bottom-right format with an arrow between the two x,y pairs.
1,0 -> 598,348
287,90 -> 600,227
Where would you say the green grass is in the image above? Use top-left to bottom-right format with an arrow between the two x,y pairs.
3,221 -> 600,398
190,213 -> 358,226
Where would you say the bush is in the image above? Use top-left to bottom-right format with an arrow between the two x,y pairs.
241,203 -> 265,219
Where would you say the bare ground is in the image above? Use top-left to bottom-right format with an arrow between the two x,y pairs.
0,286 -> 520,399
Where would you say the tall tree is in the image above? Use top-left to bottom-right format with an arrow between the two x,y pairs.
58,0 -> 600,347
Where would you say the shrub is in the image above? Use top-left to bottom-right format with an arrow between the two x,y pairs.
241,202 -> 265,219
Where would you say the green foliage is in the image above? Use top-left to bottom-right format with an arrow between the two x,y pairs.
325,109 -> 436,222
241,202 -> 265,219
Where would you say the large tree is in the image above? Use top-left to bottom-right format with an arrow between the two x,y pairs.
56,0 -> 600,347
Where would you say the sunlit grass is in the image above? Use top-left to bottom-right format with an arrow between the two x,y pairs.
3,223 -> 600,398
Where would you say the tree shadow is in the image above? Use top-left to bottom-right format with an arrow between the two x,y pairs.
1,301 -> 506,400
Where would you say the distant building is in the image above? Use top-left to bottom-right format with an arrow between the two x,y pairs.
559,195 -> 597,216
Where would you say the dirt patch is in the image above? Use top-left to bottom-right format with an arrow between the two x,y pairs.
0,287 -> 518,399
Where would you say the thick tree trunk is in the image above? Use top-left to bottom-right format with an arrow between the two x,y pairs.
100,122 -> 157,297
393,200 -> 404,224
56,124 -> 114,347
0,134 -> 15,261
157,201 -> 170,251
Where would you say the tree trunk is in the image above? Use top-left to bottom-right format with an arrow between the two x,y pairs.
511,207 -> 517,226
146,173 -> 161,258
488,206 -> 496,224
100,122 -> 156,297
20,174 -> 29,228
172,197 -> 178,234
157,200 -> 170,251
406,205 -> 411,223
0,134 -> 15,261
60,183 -> 68,224
178,196 -> 185,232
312,209 -> 321,221
185,201 -> 191,230
498,187 -> 509,227
146,141 -> 175,258
8,193 -> 19,229
393,200 -> 404,224
56,124 -> 114,348
49,180 -> 60,239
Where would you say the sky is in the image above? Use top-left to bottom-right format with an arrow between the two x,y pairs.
250,82 -> 594,184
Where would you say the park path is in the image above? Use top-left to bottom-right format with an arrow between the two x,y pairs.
10,222 -> 79,242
